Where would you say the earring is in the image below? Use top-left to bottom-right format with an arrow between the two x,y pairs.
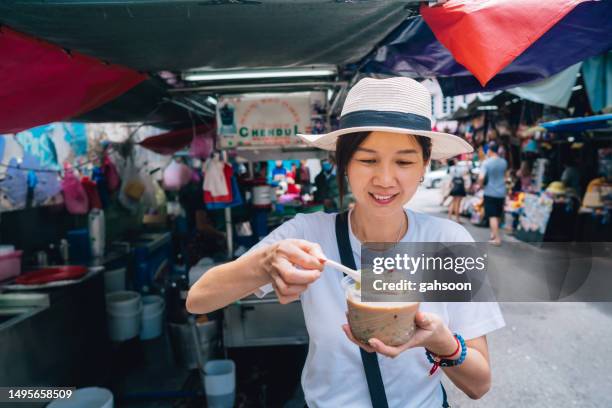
420,176 -> 424,183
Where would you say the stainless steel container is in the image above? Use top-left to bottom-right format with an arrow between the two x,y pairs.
223,294 -> 308,347
168,318 -> 219,370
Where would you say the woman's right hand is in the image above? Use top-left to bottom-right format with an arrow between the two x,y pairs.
260,239 -> 325,304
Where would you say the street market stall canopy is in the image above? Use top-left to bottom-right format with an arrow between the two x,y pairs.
0,0 -> 415,133
439,92 -> 515,121
0,26 -> 148,134
0,0 -> 412,72
540,114 -> 612,133
363,0 -> 612,96
74,79 -> 195,127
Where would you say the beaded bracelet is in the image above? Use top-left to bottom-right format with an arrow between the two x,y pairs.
425,333 -> 467,376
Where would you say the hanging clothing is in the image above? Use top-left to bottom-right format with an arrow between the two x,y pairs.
508,62 -> 582,108
582,51 -> 612,113
206,176 -> 243,210
203,156 -> 232,204
81,176 -> 103,209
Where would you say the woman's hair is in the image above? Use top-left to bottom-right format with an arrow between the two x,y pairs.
335,132 -> 432,208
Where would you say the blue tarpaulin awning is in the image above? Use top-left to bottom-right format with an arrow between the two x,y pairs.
540,114 -> 612,133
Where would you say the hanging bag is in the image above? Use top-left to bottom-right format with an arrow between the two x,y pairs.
163,160 -> 192,191
62,167 -> 89,214
103,154 -> 121,192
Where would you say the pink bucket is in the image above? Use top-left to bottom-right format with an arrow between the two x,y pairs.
0,250 -> 23,282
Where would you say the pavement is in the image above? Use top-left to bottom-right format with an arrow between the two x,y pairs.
408,186 -> 612,408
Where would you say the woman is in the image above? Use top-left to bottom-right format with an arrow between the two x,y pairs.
187,78 -> 504,407
447,159 -> 467,223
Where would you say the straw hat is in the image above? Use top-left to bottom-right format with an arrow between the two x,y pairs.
546,181 -> 567,195
297,77 -> 473,160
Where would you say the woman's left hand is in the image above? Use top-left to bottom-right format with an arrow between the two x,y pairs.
342,311 -> 456,358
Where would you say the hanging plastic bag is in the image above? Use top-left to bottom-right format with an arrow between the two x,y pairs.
152,177 -> 167,211
62,167 -> 89,214
33,170 -> 62,207
190,131 -> 214,159
162,160 -> 192,191
235,221 -> 253,237
81,176 -> 103,209
16,153 -> 61,207
103,154 -> 121,192
140,167 -> 158,209
92,167 -> 110,208
118,158 -> 144,211
0,158 -> 28,210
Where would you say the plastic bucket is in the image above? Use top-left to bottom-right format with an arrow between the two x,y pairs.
142,295 -> 164,314
252,185 -> 272,206
48,387 -> 113,408
203,360 -> 235,408
106,291 -> 141,314
140,299 -> 165,340
107,303 -> 142,342
103,267 -> 126,293
0,250 -> 22,282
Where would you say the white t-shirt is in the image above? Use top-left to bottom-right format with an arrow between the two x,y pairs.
246,209 -> 505,408
450,165 -> 467,178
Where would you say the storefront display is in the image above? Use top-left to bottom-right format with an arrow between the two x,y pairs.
515,193 -> 554,241
576,148 -> 612,241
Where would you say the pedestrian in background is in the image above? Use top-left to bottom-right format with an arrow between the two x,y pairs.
448,159 -> 467,223
479,143 -> 507,245
272,160 -> 287,181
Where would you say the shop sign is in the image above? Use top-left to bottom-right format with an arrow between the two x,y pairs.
216,92 -> 327,148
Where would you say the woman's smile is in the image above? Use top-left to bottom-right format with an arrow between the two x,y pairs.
369,192 -> 400,205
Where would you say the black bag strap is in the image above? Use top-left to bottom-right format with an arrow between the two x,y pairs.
441,383 -> 450,408
335,211 -> 451,408
335,211 -> 389,408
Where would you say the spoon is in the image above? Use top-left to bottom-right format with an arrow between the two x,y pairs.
322,258 -> 361,283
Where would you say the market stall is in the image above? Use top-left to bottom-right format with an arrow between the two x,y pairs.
502,114 -> 612,242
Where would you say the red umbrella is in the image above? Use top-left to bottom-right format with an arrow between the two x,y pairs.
421,0 -> 589,86
0,27 -> 146,134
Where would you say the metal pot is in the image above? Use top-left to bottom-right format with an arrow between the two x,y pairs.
168,318 -> 219,370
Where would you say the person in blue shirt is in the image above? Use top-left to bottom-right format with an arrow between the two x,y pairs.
271,160 -> 287,181
478,143 -> 507,245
